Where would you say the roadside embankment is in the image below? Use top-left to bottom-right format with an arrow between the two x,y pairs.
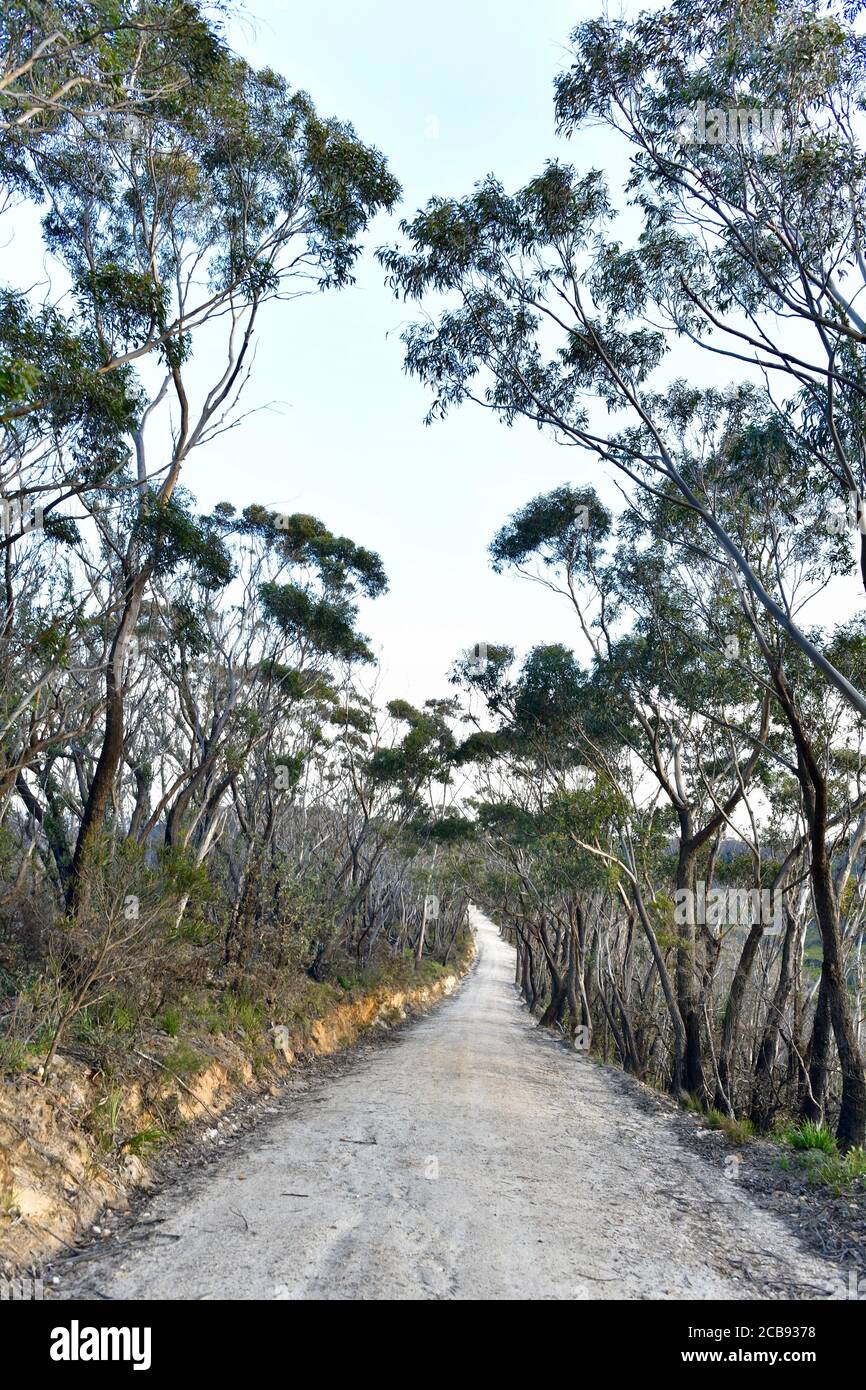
0,939 -> 475,1273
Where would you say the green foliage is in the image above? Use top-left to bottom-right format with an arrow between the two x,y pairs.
221,996 -> 264,1036
0,290 -> 141,448
121,1128 -> 167,1157
86,1084 -> 125,1151
0,354 -> 39,402
75,995 -> 136,1041
425,814 -> 476,845
513,644 -> 588,740
780,1145 -> 866,1193
260,581 -> 373,663
706,1109 -> 755,1144
491,486 -> 611,573
785,1120 -> 837,1154
137,491 -> 233,589
160,1007 -> 182,1038
366,701 -> 456,791
0,1039 -> 31,1073
242,509 -> 387,598
163,1042 -> 205,1079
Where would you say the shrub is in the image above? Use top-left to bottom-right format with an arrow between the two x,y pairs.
706,1108 -> 754,1144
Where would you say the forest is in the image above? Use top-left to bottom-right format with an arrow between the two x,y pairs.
2,0 -> 866,1215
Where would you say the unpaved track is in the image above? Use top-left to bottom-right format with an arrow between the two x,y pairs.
59,910 -> 840,1300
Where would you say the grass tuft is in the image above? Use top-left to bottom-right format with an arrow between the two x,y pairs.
705,1107 -> 755,1144
785,1120 -> 837,1154
163,1042 -> 205,1079
0,1038 -> 31,1072
121,1128 -> 167,1157
159,1006 -> 182,1038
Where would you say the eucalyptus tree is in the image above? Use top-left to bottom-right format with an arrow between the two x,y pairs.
490,473 -> 770,1099
1,487 -> 470,1032
454,639 -> 638,1044
110,505 -> 385,949
458,372 -> 866,1143
554,0 -> 866,575
0,30 -> 400,910
604,395 -> 866,1146
358,697 -> 459,963
379,0 -> 866,722
1,1 -> 220,152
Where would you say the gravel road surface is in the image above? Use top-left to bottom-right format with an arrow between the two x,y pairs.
57,909 -> 842,1300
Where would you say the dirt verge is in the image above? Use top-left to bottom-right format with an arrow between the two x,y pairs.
0,942 -> 475,1275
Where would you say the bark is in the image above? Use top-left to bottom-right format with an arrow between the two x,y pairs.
769,661 -> 866,1149
751,903 -> 800,1132
66,569 -> 149,913
674,835 -> 705,1099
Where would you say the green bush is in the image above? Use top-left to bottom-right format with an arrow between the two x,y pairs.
781,1145 -> 866,1193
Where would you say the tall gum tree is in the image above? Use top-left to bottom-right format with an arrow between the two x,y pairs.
1,25 -> 399,910
378,0 -> 866,722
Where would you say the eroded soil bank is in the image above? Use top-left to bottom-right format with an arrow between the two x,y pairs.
0,950 -> 472,1273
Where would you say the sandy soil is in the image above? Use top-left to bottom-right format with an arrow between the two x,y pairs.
55,909 -> 844,1300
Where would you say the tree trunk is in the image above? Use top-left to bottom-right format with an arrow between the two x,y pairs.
751,903 -> 799,1132
67,570 -> 148,914
675,837 -> 705,1099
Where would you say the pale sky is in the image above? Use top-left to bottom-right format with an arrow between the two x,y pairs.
6,0 -> 860,704
208,0 -> 629,704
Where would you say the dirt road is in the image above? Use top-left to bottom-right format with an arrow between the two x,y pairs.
58,910 -> 842,1300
